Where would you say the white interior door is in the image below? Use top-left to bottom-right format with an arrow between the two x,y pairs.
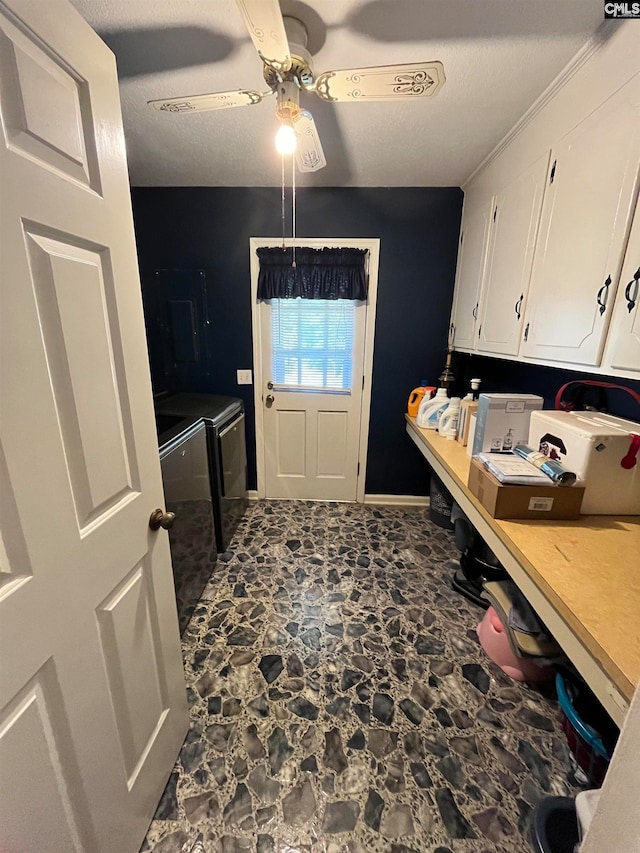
0,2 -> 188,852
252,240 -> 378,502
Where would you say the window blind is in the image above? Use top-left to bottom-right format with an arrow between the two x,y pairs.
270,298 -> 355,391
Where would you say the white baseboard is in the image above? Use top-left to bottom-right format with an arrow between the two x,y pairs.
364,494 -> 429,507
246,491 -> 428,506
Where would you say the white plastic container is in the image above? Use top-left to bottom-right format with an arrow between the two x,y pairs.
528,410 -> 640,515
416,387 -> 449,429
438,397 -> 461,438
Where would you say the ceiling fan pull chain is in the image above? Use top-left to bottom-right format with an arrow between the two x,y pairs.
281,153 -> 286,250
292,154 -> 297,268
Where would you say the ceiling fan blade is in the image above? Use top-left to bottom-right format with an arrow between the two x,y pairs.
314,61 -> 445,102
235,0 -> 291,73
149,89 -> 268,113
294,110 -> 326,173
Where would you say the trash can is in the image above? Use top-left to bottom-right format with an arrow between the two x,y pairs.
529,797 -> 580,853
429,472 -> 454,530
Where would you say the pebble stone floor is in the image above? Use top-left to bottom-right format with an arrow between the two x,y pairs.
141,500 -> 579,853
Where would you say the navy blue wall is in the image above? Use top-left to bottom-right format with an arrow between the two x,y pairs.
131,187 -> 464,494
453,353 -> 640,422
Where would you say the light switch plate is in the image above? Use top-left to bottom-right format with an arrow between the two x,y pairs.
236,369 -> 252,385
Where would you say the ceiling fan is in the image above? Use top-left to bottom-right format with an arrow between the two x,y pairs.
148,0 -> 445,173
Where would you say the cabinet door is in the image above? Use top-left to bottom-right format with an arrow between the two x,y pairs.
477,153 -> 550,356
607,199 -> 640,373
522,73 -> 640,366
451,197 -> 494,350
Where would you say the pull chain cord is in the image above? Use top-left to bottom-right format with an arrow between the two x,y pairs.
281,152 -> 286,251
291,154 -> 296,268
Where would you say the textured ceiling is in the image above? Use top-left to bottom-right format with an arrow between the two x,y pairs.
70,0 -> 606,187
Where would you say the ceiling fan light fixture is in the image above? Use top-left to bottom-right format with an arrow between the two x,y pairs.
275,121 -> 297,155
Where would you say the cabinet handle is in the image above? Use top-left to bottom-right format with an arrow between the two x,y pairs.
472,302 -> 478,320
624,267 -> 640,313
596,275 -> 611,316
524,322 -> 530,342
514,293 -> 523,320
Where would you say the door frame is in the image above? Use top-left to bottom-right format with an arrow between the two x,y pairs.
250,236 -> 380,502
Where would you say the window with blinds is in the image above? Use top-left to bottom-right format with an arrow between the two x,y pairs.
270,298 -> 356,391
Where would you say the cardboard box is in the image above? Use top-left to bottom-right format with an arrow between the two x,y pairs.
528,410 -> 640,515
467,458 -> 585,520
472,393 -> 544,456
456,400 -> 479,446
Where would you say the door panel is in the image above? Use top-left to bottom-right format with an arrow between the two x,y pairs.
317,410 -> 348,477
0,11 -> 99,189
0,661 -> 93,853
25,229 -> 138,522
275,410 -> 307,476
0,2 -> 188,851
96,562 -> 168,785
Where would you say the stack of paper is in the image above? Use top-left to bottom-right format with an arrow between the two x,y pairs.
477,451 -> 552,485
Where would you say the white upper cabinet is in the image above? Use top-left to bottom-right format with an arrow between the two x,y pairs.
477,153 -> 550,356
451,196 -> 494,350
521,73 -> 640,367
605,196 -> 640,374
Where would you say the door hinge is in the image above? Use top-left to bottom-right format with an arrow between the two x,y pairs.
362,375 -> 365,390
493,206 -> 497,222
524,322 -> 530,342
549,160 -> 557,185
357,462 -> 360,476
460,231 -> 464,245
478,324 -> 482,338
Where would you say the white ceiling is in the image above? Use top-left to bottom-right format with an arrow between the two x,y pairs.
70,0 -> 606,187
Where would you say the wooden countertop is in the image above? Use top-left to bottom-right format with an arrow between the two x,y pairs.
406,415 -> 640,707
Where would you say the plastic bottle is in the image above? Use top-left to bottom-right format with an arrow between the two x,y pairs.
416,387 -> 450,429
407,382 -> 436,417
471,378 -> 482,400
438,397 -> 462,439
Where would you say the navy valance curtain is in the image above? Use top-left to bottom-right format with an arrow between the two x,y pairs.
257,247 -> 368,300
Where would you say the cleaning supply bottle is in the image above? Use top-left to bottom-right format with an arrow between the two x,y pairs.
408,382 -> 436,417
417,387 -> 450,429
438,397 -> 462,439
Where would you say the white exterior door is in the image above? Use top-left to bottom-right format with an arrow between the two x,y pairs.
0,2 -> 188,852
252,240 -> 378,502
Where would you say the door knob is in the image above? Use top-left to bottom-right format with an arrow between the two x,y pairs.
265,394 -> 275,408
149,508 -> 176,531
